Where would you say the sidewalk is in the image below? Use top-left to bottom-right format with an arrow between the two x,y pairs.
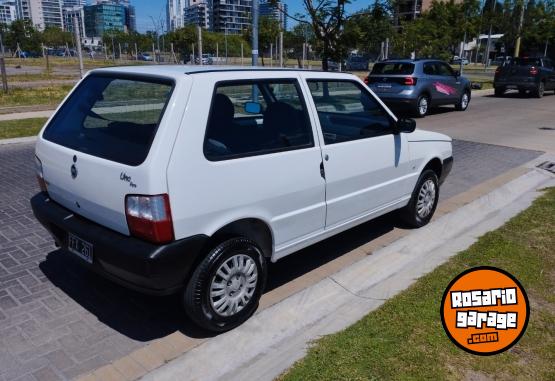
0,110 -> 54,121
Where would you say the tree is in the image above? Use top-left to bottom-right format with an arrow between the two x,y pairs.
4,20 -> 41,54
41,26 -> 73,48
244,16 -> 280,65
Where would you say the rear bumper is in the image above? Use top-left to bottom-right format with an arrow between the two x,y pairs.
494,80 -> 538,90
440,156 -> 454,185
31,192 -> 208,295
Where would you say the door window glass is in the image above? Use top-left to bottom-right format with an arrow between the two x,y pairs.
307,80 -> 392,145
204,80 -> 314,160
435,62 -> 455,77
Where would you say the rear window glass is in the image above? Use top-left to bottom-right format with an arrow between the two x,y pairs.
42,74 -> 174,166
371,62 -> 414,75
511,58 -> 542,66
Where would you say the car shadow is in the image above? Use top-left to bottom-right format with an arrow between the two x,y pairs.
485,91 -> 554,98
40,212 -> 405,341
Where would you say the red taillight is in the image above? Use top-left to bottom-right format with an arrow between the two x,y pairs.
404,76 -> 416,86
125,194 -> 174,244
364,76 -> 369,85
529,67 -> 538,75
35,156 -> 47,192
495,67 -> 501,74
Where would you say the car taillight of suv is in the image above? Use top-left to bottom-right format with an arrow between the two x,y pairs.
529,67 -> 538,76
125,194 -> 174,243
404,77 -> 417,86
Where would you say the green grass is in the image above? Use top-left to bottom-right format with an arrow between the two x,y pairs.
0,86 -> 72,108
280,188 -> 555,381
6,73 -> 78,82
0,118 -> 48,139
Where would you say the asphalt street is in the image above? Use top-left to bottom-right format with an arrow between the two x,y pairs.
0,92 -> 550,380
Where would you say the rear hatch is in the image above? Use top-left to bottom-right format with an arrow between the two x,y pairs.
496,57 -> 542,82
367,62 -> 416,94
37,72 -> 175,235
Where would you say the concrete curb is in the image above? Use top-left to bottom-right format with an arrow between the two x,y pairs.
0,136 -> 37,146
141,168 -> 555,381
0,110 -> 54,121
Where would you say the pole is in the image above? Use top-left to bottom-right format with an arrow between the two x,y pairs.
118,43 -> 122,62
252,0 -> 259,66
0,57 -> 7,93
385,38 -> 389,60
135,42 -> 138,60
514,0 -> 526,58
241,43 -> 244,66
545,40 -> 548,57
224,21 -> 228,64
460,31 -> 467,75
197,26 -> 203,66
484,0 -> 497,69
270,43 -> 273,67
73,16 -> 84,78
192,43 -> 195,64
302,43 -> 306,68
279,31 -> 283,67
152,43 -> 157,63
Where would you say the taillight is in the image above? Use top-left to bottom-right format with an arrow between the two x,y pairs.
495,67 -> 501,74
529,67 -> 538,75
364,76 -> 369,85
35,156 -> 47,192
404,77 -> 416,86
125,194 -> 174,244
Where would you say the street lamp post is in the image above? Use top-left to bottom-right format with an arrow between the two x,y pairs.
252,0 -> 259,66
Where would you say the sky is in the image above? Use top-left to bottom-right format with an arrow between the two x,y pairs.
132,0 -> 372,33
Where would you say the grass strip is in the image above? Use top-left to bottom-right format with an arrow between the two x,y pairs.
0,118 -> 48,140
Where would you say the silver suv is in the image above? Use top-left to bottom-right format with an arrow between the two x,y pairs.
365,59 -> 472,117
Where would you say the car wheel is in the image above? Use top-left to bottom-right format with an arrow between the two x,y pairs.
534,82 -> 545,98
414,95 -> 429,118
455,90 -> 470,111
184,237 -> 267,332
400,169 -> 439,228
494,87 -> 505,97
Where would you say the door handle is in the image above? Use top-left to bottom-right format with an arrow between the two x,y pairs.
324,154 -> 329,161
320,162 -> 326,179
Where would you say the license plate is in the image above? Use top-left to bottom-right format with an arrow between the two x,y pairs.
68,233 -> 93,264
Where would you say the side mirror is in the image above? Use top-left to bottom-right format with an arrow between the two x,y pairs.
395,118 -> 416,134
244,102 -> 262,114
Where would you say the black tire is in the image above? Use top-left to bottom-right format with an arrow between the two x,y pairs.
400,169 -> 440,228
533,82 -> 545,98
183,237 -> 267,332
455,90 -> 470,111
494,87 -> 505,97
414,94 -> 430,118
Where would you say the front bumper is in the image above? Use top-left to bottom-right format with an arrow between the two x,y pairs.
31,192 -> 208,295
440,156 -> 454,185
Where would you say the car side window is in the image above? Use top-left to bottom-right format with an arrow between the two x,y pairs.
423,63 -> 436,75
204,80 -> 314,160
307,80 -> 392,145
435,62 -> 455,77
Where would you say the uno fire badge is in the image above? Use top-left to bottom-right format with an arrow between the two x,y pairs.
440,267 -> 529,355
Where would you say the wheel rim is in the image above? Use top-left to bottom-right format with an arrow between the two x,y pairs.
419,97 -> 428,115
461,93 -> 469,109
416,179 -> 436,219
209,254 -> 258,317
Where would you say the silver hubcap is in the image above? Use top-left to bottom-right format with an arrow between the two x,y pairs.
209,254 -> 258,317
461,94 -> 469,109
416,179 -> 436,218
419,97 -> 428,115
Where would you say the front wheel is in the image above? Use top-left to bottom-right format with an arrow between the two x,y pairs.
183,237 -> 267,332
455,91 -> 470,111
400,169 -> 440,228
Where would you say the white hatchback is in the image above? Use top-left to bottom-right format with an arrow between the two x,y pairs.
31,66 -> 453,331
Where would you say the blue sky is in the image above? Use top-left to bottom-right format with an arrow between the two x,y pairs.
133,0 -> 371,33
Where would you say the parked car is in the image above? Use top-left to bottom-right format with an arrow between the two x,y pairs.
365,59 -> 472,117
494,56 -> 555,97
195,54 -> 213,65
451,57 -> 469,65
31,66 -> 453,332
346,56 -> 369,71
137,52 -> 153,61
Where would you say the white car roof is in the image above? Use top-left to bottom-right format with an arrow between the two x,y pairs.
90,65 -> 351,80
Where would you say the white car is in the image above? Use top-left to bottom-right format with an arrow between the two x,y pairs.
31,66 -> 453,331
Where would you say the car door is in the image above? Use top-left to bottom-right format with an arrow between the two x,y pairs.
432,62 -> 460,103
302,76 -> 413,230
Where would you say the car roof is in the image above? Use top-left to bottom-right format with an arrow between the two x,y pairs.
91,65 -> 340,80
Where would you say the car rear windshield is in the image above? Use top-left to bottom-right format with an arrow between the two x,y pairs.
371,62 -> 415,75
511,58 -> 542,66
42,73 -> 174,166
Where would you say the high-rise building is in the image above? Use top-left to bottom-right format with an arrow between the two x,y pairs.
183,0 -> 209,29
41,0 -> 63,27
62,5 -> 85,37
211,0 -> 251,34
394,0 -> 462,25
84,2 -> 125,37
166,0 -> 184,31
124,3 -> 135,32
5,0 -> 63,30
62,0 -> 85,6
0,0 -> 17,24
260,0 -> 286,30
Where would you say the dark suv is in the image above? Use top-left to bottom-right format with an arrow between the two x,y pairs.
494,57 -> 555,97
365,59 -> 472,117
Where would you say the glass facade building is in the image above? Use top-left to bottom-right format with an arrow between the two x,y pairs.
84,3 -> 125,37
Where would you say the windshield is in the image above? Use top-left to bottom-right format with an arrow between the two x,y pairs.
42,73 -> 174,166
371,62 -> 415,75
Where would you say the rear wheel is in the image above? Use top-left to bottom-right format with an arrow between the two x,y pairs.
455,90 -> 470,111
414,95 -> 429,118
533,82 -> 545,98
494,87 -> 505,97
400,169 -> 440,228
183,237 -> 267,332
